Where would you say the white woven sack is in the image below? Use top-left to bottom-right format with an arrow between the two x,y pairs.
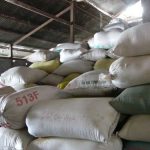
28,136 -> 122,150
53,60 -> 93,76
25,51 -> 59,63
64,70 -> 116,96
0,86 -> 15,97
0,86 -> 70,129
94,29 -> 122,49
103,18 -> 128,32
40,74 -> 64,86
80,48 -> 106,61
113,23 -> 150,56
55,43 -> 82,51
109,56 -> 150,88
0,127 -> 33,150
60,48 -> 88,63
0,66 -> 47,86
26,97 -> 120,142
103,23 -> 127,31
88,37 -> 95,48
119,115 -> 150,142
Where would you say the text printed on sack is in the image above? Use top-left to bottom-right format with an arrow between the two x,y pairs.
15,91 -> 39,106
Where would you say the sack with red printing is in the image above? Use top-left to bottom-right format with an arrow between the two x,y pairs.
0,85 -> 70,129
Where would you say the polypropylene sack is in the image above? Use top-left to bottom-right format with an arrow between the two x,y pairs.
81,48 -> 106,61
54,60 -> 93,76
25,51 -> 59,62
29,60 -> 60,73
28,136 -> 122,150
94,58 -> 114,70
55,43 -> 82,51
110,85 -> 150,114
109,56 -> 150,88
57,73 -> 80,89
0,86 -> 70,129
113,23 -> 150,56
40,74 -> 64,86
94,29 -> 122,49
119,115 -> 150,142
0,127 -> 33,150
0,86 -> 15,97
60,48 -> 88,63
0,66 -> 47,86
64,70 -> 116,96
26,97 -> 120,142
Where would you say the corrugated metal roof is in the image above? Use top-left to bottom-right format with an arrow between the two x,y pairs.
0,0 -> 110,50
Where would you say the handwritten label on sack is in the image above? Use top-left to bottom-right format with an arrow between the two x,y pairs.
15,91 -> 39,106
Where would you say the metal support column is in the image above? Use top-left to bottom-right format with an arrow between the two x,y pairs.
70,0 -> 75,43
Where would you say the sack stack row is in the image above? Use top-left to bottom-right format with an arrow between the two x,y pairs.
88,18 -> 125,50
0,20 -> 149,150
108,22 -> 150,149
0,47 -> 122,149
24,40 -> 117,94
0,84 -> 122,149
0,18 -> 124,150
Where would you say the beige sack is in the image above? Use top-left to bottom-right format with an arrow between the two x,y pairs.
0,86 -> 15,97
0,66 -> 47,86
28,136 -> 122,150
81,48 -> 106,61
109,56 -> 150,88
40,74 -> 64,86
54,60 -> 93,76
0,127 -> 33,150
0,86 -> 70,129
64,70 -> 116,96
119,115 -> 150,142
113,23 -> 150,56
26,97 -> 119,142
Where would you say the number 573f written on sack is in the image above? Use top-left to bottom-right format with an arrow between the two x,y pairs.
15,91 -> 39,106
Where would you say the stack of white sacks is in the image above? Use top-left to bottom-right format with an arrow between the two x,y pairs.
3,19 -> 148,150
0,71 -> 122,149
108,22 -> 150,149
0,69 -> 71,149
88,18 -> 126,50
0,38 -> 124,149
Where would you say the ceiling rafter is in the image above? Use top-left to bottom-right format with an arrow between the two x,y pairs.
13,6 -> 71,45
0,27 -> 56,49
4,0 -> 93,35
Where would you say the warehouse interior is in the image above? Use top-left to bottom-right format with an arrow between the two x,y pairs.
0,0 -> 145,72
1,0 -> 150,149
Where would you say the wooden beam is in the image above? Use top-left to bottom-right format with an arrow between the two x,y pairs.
70,0 -> 75,43
4,0 -> 93,35
0,14 -> 68,42
5,0 -> 70,26
14,6 -> 71,45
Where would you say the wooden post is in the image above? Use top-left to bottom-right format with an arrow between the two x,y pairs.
9,44 -> 13,67
70,0 -> 75,43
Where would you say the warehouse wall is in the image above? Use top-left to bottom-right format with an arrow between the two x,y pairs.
0,58 -> 30,74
